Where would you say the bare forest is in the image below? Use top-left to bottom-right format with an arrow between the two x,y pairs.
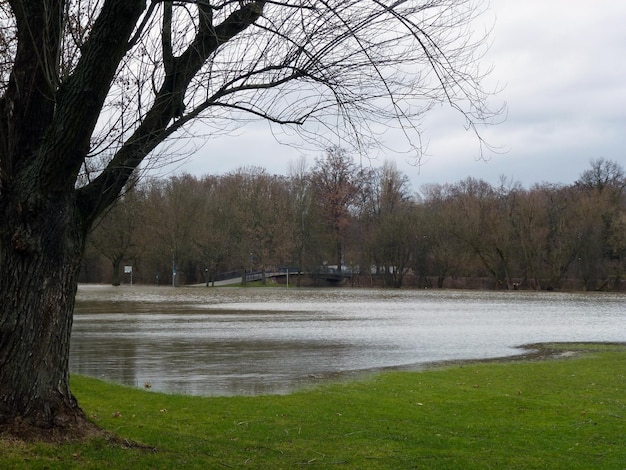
83,155 -> 626,292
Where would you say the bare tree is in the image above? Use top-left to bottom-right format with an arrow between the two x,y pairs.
311,148 -> 369,270
287,156 -> 316,284
223,167 -> 293,283
573,159 -> 626,289
509,185 -> 550,290
420,183 -> 473,287
359,160 -> 414,285
576,158 -> 625,194
375,201 -> 419,287
88,184 -> 145,286
140,174 -> 206,285
195,175 -> 236,286
0,0 -> 499,434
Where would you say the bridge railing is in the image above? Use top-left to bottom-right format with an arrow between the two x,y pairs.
244,267 -> 301,283
218,266 -> 352,283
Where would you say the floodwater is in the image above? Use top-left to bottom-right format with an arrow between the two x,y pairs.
71,285 -> 625,396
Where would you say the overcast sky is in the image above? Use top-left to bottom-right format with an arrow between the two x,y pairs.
154,0 -> 626,191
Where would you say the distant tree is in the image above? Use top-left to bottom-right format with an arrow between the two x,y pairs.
287,157 -> 317,284
442,178 -> 510,288
576,158 -> 625,194
375,202 -> 419,287
419,185 -> 450,287
311,148 -> 368,270
195,175 -> 236,286
88,184 -> 144,285
509,185 -> 549,289
0,0 -> 499,433
141,175 -> 206,285
225,167 -> 293,283
606,210 -> 626,288
361,161 -> 415,286
372,161 -> 412,217
539,185 -> 583,289
573,159 -> 626,289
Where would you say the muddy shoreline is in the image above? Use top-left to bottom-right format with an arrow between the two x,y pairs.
405,341 -> 626,371
321,342 -> 626,383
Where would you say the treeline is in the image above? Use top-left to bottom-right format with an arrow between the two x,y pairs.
81,152 -> 625,291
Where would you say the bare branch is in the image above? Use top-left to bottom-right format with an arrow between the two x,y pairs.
1,1 -> 503,221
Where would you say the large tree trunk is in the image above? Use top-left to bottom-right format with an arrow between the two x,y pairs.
0,189 -> 87,430
111,257 -> 122,287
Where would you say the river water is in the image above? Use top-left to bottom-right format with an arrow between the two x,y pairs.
70,285 -> 625,396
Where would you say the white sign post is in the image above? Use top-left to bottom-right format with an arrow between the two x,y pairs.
124,265 -> 133,285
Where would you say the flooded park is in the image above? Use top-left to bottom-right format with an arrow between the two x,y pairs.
71,285 -> 625,396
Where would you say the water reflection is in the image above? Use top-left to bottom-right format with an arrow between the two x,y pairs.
71,285 -> 625,396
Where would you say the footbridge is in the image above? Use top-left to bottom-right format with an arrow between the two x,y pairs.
202,266 -> 352,286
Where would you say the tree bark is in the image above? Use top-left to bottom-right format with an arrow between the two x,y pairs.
0,0 -> 147,432
0,189 -> 87,430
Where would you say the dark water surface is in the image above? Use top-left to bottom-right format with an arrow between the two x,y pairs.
71,285 -> 625,396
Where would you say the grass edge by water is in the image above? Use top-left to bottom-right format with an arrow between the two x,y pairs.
2,342 -> 625,469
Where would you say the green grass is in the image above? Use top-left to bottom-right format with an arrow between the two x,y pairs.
2,343 -> 625,469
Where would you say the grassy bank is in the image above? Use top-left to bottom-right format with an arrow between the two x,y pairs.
2,343 -> 625,469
